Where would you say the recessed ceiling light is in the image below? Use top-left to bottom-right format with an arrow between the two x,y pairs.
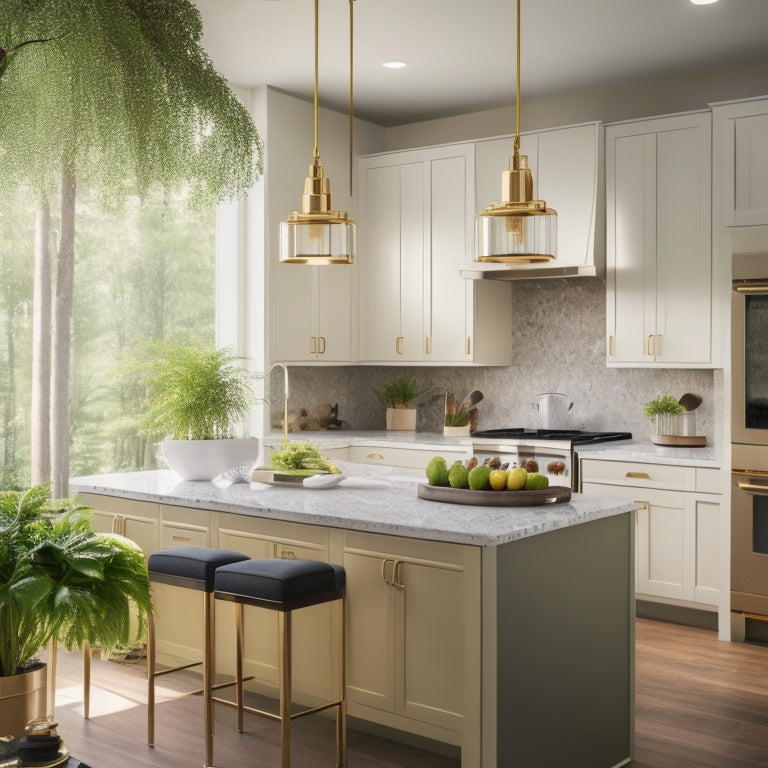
690,0 -> 719,5
382,59 -> 407,69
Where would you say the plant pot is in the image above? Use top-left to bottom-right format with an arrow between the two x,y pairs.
444,425 -> 471,437
163,437 -> 261,481
0,661 -> 47,739
385,407 -> 416,431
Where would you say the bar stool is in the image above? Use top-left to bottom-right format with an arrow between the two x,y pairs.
146,546 -> 249,768
213,558 -> 347,768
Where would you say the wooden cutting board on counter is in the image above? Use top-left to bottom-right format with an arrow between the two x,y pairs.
417,483 -> 571,507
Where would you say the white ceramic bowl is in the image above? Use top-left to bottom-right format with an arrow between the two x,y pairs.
162,437 -> 261,481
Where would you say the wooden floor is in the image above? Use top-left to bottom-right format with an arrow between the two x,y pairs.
50,617 -> 768,767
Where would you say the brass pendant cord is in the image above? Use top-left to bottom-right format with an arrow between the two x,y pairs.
349,0 -> 355,195
514,0 -> 521,157
313,0 -> 320,160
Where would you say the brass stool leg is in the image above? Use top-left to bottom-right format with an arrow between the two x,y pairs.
204,591 -> 215,768
47,641 -> 58,718
278,611 -> 292,768
83,640 -> 91,720
337,597 -> 347,768
147,612 -> 156,747
235,602 -> 244,732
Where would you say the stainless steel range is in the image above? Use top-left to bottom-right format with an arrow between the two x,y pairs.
470,429 -> 633,490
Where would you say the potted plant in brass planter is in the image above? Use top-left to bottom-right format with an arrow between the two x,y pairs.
136,343 -> 259,480
0,485 -> 152,740
375,377 -> 420,431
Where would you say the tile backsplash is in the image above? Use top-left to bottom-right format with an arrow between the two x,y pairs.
275,277 -> 715,445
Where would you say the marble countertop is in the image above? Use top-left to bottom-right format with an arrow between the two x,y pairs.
69,464 -> 636,548
264,430 -> 721,468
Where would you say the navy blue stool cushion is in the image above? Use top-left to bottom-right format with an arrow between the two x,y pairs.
148,546 -> 249,592
214,559 -> 345,604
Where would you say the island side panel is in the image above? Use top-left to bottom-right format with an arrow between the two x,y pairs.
492,512 -> 634,768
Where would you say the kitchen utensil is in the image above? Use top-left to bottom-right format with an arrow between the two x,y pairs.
303,474 -> 345,489
678,393 -> 703,411
536,393 -> 574,430
445,392 -> 457,415
459,389 -> 484,412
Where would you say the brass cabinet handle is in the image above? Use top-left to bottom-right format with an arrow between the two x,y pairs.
309,336 -> 317,354
738,482 -> 768,495
395,336 -> 404,355
366,453 -> 384,460
172,535 -> 191,542
466,336 -> 471,356
393,560 -> 405,589
608,335 -> 615,357
425,336 -> 431,355
382,558 -> 395,586
626,471 -> 650,479
318,336 -> 326,354
646,335 -> 654,356
280,549 -> 296,559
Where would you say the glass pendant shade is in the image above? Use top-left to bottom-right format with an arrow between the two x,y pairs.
278,0 -> 356,265
474,0 -> 557,264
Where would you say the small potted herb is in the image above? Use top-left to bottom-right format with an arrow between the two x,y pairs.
644,395 -> 685,438
374,377 -> 420,430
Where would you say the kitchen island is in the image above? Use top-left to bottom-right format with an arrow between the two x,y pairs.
70,466 -> 635,768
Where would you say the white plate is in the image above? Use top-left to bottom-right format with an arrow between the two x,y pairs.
302,474 -> 345,489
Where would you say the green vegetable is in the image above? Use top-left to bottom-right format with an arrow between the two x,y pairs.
448,461 -> 470,489
425,456 -> 450,486
468,465 -> 491,490
643,395 -> 684,421
270,441 -> 341,474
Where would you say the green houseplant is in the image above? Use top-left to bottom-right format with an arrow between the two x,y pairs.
0,484 -> 152,738
375,378 -> 420,431
137,343 -> 260,480
644,394 -> 685,439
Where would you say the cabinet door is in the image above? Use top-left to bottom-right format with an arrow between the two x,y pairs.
606,112 -> 711,367
606,131 -> 656,364
692,498 -> 720,606
397,559 -> 464,732
344,550 -> 395,713
361,161 -> 425,362
715,99 -> 768,226
315,264 -> 354,361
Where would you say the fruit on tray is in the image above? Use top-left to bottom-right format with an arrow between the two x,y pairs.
424,456 -> 551,492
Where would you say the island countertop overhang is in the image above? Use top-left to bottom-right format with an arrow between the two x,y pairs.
69,466 -> 636,547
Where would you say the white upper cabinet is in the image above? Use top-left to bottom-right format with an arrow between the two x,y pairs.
358,143 -> 512,365
713,96 -> 768,227
606,111 -> 712,367
473,122 -> 603,277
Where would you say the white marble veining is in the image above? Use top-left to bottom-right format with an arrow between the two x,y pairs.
69,464 -> 635,548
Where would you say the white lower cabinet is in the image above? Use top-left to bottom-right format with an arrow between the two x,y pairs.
343,531 -> 479,745
581,459 -> 720,608
82,493 -> 160,556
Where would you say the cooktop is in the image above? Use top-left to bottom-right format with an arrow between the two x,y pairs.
470,428 -> 632,445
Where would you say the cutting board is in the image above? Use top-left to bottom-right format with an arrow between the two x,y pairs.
417,483 -> 571,507
650,435 -> 707,447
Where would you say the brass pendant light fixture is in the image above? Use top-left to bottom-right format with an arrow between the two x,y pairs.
474,0 -> 557,263
279,0 -> 356,264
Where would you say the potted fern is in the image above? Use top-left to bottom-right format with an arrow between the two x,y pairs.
0,485 -> 152,740
375,377 -> 420,431
137,343 -> 259,480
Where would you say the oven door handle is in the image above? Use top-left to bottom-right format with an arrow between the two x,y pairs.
733,279 -> 768,294
737,482 -> 768,495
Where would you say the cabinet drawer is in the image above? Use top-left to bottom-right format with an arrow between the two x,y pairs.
162,524 -> 209,548
580,459 -> 695,491
348,445 -> 469,469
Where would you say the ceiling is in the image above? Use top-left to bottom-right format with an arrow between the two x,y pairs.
194,0 -> 768,127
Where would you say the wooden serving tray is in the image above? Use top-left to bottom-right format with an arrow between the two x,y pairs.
650,435 -> 707,447
417,483 -> 571,507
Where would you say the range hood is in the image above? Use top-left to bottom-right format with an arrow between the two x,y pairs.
462,122 -> 604,282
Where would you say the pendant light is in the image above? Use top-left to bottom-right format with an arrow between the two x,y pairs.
279,0 -> 356,264
474,0 -> 557,264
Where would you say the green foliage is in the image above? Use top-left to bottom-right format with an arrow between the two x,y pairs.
444,411 -> 470,427
374,377 -> 420,408
0,0 -> 263,203
0,483 -> 152,677
643,395 -> 684,421
269,441 -> 342,474
134,343 -> 255,440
